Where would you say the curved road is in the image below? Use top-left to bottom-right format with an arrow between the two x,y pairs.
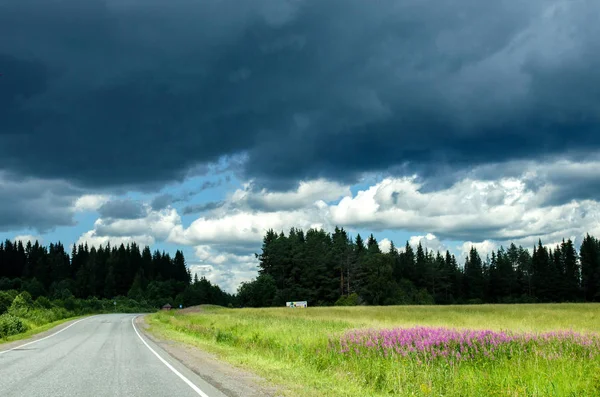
0,314 -> 228,397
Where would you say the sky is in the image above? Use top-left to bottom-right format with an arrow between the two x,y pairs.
1,0 -> 600,293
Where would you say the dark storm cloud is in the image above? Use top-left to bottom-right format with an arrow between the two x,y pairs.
150,194 -> 174,211
1,0 -> 600,196
526,159 -> 600,206
0,176 -> 79,233
97,199 -> 146,219
151,180 -> 223,210
182,201 -> 225,215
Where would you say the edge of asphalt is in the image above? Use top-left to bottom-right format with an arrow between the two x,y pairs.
134,315 -> 282,397
131,314 -> 228,397
0,316 -> 91,352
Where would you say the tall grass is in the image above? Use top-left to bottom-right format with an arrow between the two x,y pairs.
147,304 -> 600,397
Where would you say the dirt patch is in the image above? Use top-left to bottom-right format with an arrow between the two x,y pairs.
136,315 -> 283,397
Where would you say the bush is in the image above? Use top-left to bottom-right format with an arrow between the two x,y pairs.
20,307 -> 71,327
0,313 -> 28,338
3,289 -> 19,301
467,298 -> 484,305
63,296 -> 76,311
0,277 -> 21,291
0,277 -> 12,291
0,291 -> 13,314
35,296 -> 53,309
335,293 -> 360,306
81,297 -> 103,312
415,289 -> 435,305
23,278 -> 46,299
10,291 -> 34,313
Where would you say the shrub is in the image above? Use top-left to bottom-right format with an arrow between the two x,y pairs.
0,277 -> 21,291
415,288 -> 435,305
63,296 -> 76,311
35,296 -> 53,309
0,277 -> 12,291
10,291 -> 34,313
3,289 -> 19,300
0,313 -> 28,338
0,291 -> 13,314
335,293 -> 360,306
23,278 -> 46,299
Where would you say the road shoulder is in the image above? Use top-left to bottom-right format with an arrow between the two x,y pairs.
0,316 -> 87,351
135,315 -> 282,397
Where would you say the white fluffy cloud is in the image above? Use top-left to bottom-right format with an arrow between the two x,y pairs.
458,240 -> 498,261
96,207 -> 182,240
76,207 -> 182,248
328,173 -> 600,247
229,178 -> 351,211
408,233 -> 448,253
189,245 -> 260,293
378,238 -> 392,253
13,234 -> 42,245
168,206 -> 330,247
329,176 -> 542,238
73,194 -> 111,212
76,230 -> 155,248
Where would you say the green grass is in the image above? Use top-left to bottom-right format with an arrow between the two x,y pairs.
0,315 -> 86,345
146,304 -> 600,397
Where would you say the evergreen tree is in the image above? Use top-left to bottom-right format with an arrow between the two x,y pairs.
531,240 -> 550,301
561,239 -> 581,301
399,241 -> 416,283
580,235 -> 600,301
464,247 -> 484,301
104,266 -> 116,299
415,242 -> 427,289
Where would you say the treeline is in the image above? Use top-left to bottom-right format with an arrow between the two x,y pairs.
237,227 -> 600,307
0,240 -> 234,309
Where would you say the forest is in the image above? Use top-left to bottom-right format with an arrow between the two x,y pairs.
236,227 -> 600,307
1,226 -> 600,310
0,240 -> 234,310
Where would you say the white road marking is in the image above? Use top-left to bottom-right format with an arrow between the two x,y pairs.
131,315 -> 210,397
0,316 -> 93,355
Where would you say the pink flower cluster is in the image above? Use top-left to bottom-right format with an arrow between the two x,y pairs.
334,327 -> 600,364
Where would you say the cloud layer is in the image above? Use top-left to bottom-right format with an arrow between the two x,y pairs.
2,0 -> 600,192
3,0 -> 600,293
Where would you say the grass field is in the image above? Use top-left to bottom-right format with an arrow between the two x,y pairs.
146,304 -> 600,396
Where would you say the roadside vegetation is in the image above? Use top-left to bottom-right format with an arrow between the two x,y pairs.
147,304 -> 600,397
0,238 -> 233,342
0,290 -> 153,341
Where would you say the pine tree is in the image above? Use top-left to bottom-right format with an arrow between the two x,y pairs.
580,235 -> 600,301
104,266 -> 116,299
464,247 -> 484,301
415,242 -> 427,289
531,240 -> 550,301
399,241 -> 416,283
561,239 -> 581,301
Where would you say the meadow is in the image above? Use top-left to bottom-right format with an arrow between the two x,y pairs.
147,304 -> 600,397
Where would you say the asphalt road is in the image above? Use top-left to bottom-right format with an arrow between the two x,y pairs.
0,314 -> 228,397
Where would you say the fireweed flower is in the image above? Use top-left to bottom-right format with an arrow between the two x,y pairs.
332,327 -> 600,365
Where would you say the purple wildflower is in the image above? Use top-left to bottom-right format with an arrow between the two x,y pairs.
332,326 -> 600,365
